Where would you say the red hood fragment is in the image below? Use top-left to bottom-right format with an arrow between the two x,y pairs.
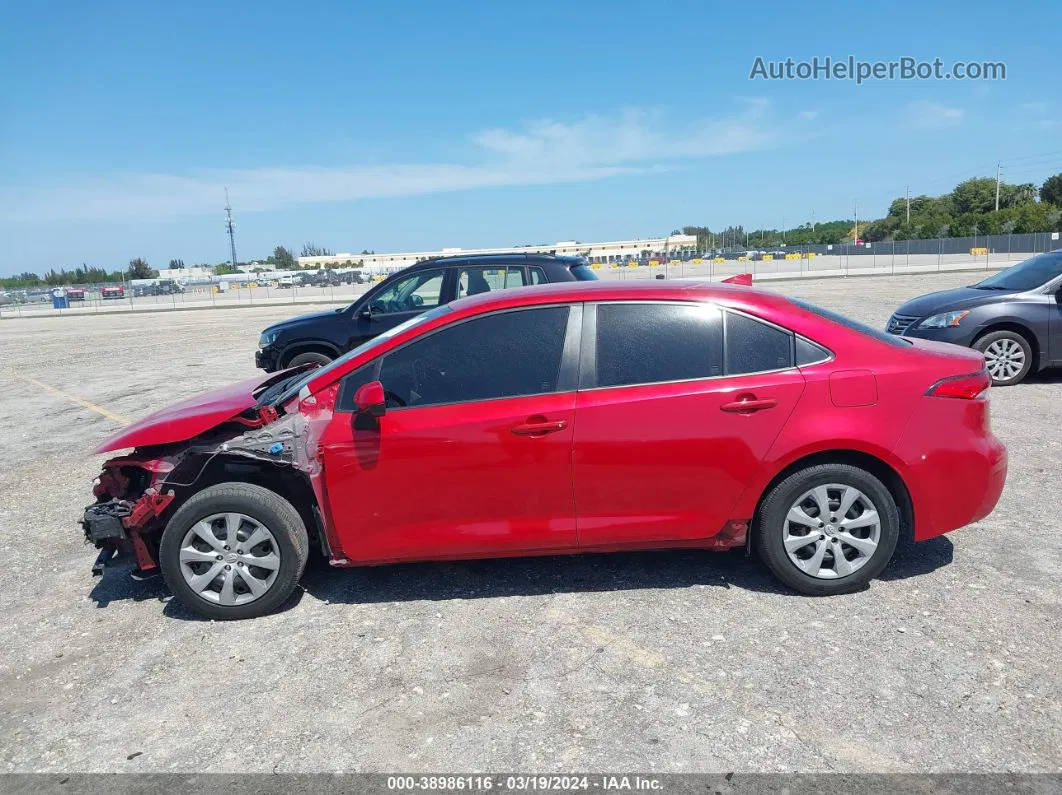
722,273 -> 753,286
94,372 -> 287,455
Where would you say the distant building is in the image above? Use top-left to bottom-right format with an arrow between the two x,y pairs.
297,235 -> 699,273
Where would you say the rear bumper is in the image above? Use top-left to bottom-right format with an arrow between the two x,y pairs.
894,397 -> 1008,541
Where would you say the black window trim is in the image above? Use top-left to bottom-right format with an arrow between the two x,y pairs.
336,302 -> 582,413
581,300 -> 805,392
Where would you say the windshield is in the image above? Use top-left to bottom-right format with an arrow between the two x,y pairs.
789,297 -> 910,347
973,250 -> 1062,292
570,264 -> 598,281
274,304 -> 454,406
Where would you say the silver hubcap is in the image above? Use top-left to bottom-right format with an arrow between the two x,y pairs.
983,339 -> 1025,382
783,484 -> 881,580
178,512 -> 281,606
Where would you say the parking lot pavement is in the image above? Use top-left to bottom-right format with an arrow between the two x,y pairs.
0,271 -> 1059,773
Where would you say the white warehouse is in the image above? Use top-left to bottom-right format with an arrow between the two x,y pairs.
297,234 -> 699,273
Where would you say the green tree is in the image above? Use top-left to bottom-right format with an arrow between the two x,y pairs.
273,246 -> 296,270
126,258 -> 156,280
1040,173 -> 1062,206
950,178 -> 998,216
301,242 -> 333,257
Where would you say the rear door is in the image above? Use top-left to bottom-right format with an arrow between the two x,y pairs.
573,302 -> 806,547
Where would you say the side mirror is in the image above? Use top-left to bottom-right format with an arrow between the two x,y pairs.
353,380 -> 386,417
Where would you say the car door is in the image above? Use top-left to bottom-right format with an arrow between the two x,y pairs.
320,304 -> 581,563
351,268 -> 453,347
573,301 -> 806,547
1049,276 -> 1062,364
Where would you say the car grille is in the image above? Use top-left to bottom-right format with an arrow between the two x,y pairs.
887,313 -> 919,335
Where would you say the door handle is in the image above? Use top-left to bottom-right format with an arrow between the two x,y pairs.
720,395 -> 778,413
511,418 -> 568,436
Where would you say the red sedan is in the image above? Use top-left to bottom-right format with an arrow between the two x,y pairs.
83,281 -> 1007,619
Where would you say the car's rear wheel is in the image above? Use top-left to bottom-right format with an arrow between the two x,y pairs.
756,464 -> 899,595
974,330 -> 1032,386
286,350 -> 334,368
159,483 -> 309,620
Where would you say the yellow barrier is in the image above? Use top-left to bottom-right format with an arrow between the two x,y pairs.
590,264 -> 601,270
808,252 -> 818,258
692,258 -> 703,264
970,247 -> 989,256
668,259 -> 681,266
785,253 -> 801,260
762,255 -> 774,261
738,256 -> 748,262
628,262 -> 640,268
714,257 -> 725,263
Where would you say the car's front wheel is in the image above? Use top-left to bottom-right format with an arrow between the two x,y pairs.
974,330 -> 1032,386
756,464 -> 900,595
286,350 -> 334,368
159,483 -> 309,620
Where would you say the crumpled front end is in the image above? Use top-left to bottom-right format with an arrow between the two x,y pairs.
81,399 -> 340,581
82,456 -> 178,578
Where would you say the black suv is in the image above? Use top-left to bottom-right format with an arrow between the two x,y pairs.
256,253 -> 598,371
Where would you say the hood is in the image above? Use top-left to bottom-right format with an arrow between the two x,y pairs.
94,371 -> 296,454
895,286 -> 1016,317
264,307 -> 346,334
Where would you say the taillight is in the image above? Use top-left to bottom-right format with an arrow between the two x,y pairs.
926,370 -> 991,399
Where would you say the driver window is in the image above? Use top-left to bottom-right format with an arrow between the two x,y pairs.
369,269 -> 446,314
376,306 -> 570,409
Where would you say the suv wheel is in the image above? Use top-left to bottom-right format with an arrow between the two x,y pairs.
159,483 -> 309,620
975,330 -> 1032,386
756,464 -> 900,596
286,351 -> 334,368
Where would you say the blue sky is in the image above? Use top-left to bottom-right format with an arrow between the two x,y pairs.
1,0 -> 1060,274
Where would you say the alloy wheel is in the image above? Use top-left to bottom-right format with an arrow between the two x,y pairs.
983,338 -> 1026,382
782,484 -> 881,579
178,512 -> 281,606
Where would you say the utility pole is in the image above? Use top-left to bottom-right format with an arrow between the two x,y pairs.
224,188 -> 238,271
994,163 -> 1002,212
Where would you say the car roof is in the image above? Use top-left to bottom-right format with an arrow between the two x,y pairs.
447,279 -> 794,315
406,253 -> 588,269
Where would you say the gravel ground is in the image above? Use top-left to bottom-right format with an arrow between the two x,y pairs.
0,271 -> 1059,774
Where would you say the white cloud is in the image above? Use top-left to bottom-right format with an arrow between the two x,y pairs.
906,100 -> 965,129
0,100 -> 813,224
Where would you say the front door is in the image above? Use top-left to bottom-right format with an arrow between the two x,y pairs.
320,304 -> 581,563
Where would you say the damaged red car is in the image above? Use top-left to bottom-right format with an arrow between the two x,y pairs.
83,281 -> 1007,619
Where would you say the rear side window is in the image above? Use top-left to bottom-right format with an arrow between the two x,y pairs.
725,312 -> 793,374
377,306 -> 570,408
455,265 -> 527,298
595,303 -> 723,387
795,337 -> 831,366
530,267 -> 547,285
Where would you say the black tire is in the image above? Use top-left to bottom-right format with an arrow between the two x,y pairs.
159,483 -> 309,620
286,350 -> 334,369
756,464 -> 900,596
973,330 -> 1033,386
